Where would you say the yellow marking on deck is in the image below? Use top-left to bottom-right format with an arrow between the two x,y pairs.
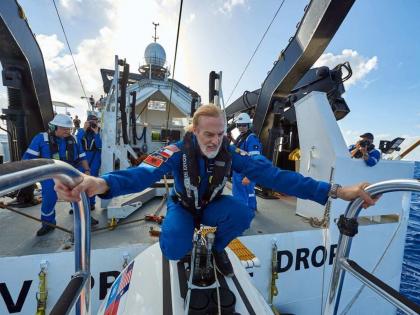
228,239 -> 256,261
198,227 -> 256,262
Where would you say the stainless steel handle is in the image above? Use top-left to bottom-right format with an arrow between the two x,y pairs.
0,159 -> 91,315
324,179 -> 420,315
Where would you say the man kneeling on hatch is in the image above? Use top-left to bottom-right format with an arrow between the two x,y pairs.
55,104 -> 377,277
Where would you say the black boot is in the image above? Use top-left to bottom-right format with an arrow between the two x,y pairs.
90,216 -> 99,226
213,249 -> 234,277
36,225 -> 55,236
90,204 -> 96,211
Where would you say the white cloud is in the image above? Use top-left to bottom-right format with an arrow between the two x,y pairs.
185,13 -> 196,24
0,85 -> 8,131
314,49 -> 378,89
30,0 -> 185,121
59,0 -> 83,14
341,129 -> 363,146
36,34 -> 66,71
36,30 -> 113,119
219,0 -> 247,15
0,88 -> 7,112
56,0 -> 85,20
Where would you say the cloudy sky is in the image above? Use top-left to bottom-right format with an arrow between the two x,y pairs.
0,0 -> 419,160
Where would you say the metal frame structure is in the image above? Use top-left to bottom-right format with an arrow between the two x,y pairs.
324,179 -> 420,315
0,159 -> 92,315
225,0 -> 356,173
0,0 -> 54,161
101,55 -> 139,176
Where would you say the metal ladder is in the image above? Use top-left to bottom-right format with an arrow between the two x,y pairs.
0,159 -> 92,315
324,179 -> 420,315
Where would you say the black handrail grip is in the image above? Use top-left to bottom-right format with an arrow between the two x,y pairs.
50,273 -> 88,315
347,259 -> 420,314
0,159 -> 54,176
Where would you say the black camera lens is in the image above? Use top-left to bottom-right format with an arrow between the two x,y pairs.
90,122 -> 97,128
359,140 -> 370,147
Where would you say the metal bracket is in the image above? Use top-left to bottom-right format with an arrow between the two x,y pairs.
40,259 -> 49,271
122,252 -> 130,268
337,215 -> 358,237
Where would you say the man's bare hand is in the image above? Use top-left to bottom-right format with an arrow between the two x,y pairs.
242,177 -> 250,186
359,146 -> 367,154
337,182 -> 380,209
54,175 -> 109,202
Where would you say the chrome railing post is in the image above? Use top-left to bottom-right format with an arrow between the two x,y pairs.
73,192 -> 91,315
324,179 -> 420,315
0,159 -> 91,315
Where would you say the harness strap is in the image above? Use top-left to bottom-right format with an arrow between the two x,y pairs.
82,130 -> 99,152
45,132 -> 76,162
234,129 -> 252,148
178,132 -> 231,227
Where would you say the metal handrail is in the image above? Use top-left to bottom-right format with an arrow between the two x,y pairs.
0,159 -> 91,315
324,179 -> 420,315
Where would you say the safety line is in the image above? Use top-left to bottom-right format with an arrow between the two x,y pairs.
51,0 -> 90,109
166,0 -> 184,130
226,0 -> 287,105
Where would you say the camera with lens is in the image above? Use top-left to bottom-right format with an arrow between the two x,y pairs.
90,122 -> 97,129
353,139 -> 374,159
359,139 -> 370,148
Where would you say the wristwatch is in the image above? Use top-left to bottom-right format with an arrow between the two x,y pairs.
328,183 -> 342,199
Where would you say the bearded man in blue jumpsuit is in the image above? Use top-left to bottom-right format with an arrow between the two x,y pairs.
23,114 -> 95,236
76,114 -> 102,211
55,105 -> 377,276
232,113 -> 262,212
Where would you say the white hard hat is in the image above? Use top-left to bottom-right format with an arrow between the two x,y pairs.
236,113 -> 251,124
50,114 -> 73,128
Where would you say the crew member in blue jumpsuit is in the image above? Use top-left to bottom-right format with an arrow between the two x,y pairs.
23,114 -> 93,236
54,104 -> 377,276
232,113 -> 262,212
77,114 -> 102,211
349,132 -> 381,166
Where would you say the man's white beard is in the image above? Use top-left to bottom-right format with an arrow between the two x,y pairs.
197,139 -> 222,159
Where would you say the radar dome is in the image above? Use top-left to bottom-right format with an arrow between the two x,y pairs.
144,42 -> 166,67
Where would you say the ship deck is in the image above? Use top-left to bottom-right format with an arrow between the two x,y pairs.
0,186 -> 317,258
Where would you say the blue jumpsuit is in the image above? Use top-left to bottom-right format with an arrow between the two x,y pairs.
77,128 -> 102,207
100,135 -> 330,260
23,132 -> 87,225
232,132 -> 262,211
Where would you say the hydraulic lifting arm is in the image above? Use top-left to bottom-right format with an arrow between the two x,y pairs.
225,0 -> 355,169
0,0 -> 54,161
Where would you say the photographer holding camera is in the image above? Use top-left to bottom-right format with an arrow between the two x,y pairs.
76,114 -> 102,212
349,132 -> 381,167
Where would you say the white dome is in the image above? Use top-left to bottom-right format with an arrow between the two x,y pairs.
144,42 -> 166,67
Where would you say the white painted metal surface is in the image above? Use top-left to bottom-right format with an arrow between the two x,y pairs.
0,245 -> 148,315
97,244 -> 273,315
295,92 -> 414,219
